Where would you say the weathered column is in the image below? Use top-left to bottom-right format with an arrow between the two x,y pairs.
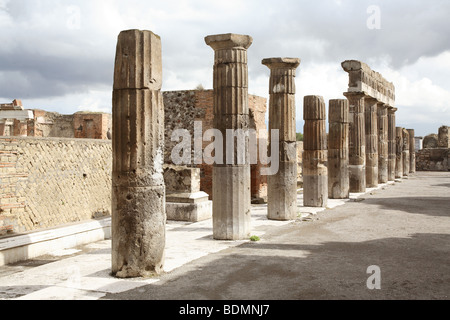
205,33 -> 252,240
387,107 -> 397,181
377,103 -> 389,183
262,57 -> 300,220
402,128 -> 410,176
365,97 -> 378,187
303,95 -> 328,207
395,126 -> 403,179
112,30 -> 166,278
328,99 -> 349,199
407,129 -> 416,173
343,92 -> 366,193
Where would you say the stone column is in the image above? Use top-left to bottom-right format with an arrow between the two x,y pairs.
377,103 -> 389,183
13,120 -> 28,137
205,33 -> 252,240
387,107 -> 397,181
303,95 -> 328,207
407,129 -> 416,173
111,30 -> 166,278
395,126 -> 403,179
262,57 -> 300,221
402,128 -> 410,176
328,99 -> 349,199
343,92 -> 366,193
365,97 -> 378,187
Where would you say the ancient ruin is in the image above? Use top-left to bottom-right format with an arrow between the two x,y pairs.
407,129 -> 416,174
262,57 -> 300,220
342,60 -> 396,191
205,33 -> 253,240
402,128 -> 410,176
328,99 -> 350,199
395,126 -> 403,179
111,30 -> 166,278
303,95 -> 328,207
377,103 -> 389,183
416,126 -> 449,171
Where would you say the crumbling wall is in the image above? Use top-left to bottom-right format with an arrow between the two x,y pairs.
416,126 -> 450,172
0,137 -> 112,235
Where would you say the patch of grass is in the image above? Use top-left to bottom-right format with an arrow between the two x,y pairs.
250,235 -> 260,242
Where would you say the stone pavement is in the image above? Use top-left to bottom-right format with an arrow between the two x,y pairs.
0,172 -> 449,300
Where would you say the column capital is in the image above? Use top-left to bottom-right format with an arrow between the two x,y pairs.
261,57 -> 301,70
343,91 -> 366,99
205,33 -> 253,51
388,106 -> 398,113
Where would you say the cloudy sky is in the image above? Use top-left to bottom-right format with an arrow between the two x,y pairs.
0,0 -> 449,136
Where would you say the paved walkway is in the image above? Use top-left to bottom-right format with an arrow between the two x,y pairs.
0,172 -> 449,300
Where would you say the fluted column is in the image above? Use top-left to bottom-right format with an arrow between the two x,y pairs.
112,29 -> 166,278
387,107 -> 397,181
303,95 -> 328,207
343,92 -> 366,193
407,129 -> 416,173
205,33 -> 252,240
377,103 -> 388,183
328,99 -> 349,199
262,57 -> 300,221
395,126 -> 403,179
365,97 -> 378,187
402,128 -> 410,176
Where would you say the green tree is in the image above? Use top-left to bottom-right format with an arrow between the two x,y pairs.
296,132 -> 304,141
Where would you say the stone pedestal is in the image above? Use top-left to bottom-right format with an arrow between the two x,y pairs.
344,92 -> 366,193
205,33 -> 252,240
395,126 -> 403,179
377,103 -> 388,183
388,108 -> 397,181
303,95 -> 328,207
402,128 -> 410,176
407,129 -> 416,173
164,165 -> 212,222
262,57 -> 300,221
112,30 -> 166,278
328,99 -> 349,199
365,97 -> 378,187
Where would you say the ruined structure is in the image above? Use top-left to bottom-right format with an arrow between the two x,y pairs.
387,108 -> 398,181
0,100 -> 33,136
416,126 -> 450,171
377,103 -> 389,183
262,57 -> 300,220
342,60 -> 396,191
328,99 -> 349,199
112,30 -> 166,278
205,33 -> 252,240
303,95 -> 328,207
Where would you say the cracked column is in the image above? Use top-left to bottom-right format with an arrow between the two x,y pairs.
328,99 -> 349,199
344,92 -> 366,193
262,57 -> 300,220
407,129 -> 416,173
112,30 -> 166,278
205,33 -> 252,240
388,107 -> 397,181
402,128 -> 410,176
395,126 -> 403,179
303,95 -> 328,207
377,103 -> 389,183
365,97 -> 378,187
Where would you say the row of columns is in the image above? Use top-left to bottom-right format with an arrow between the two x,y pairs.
111,30 -> 416,278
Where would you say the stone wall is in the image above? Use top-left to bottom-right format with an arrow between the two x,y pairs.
416,148 -> 449,171
0,137 -> 112,236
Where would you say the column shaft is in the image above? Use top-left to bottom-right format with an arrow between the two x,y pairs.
365,98 -> 378,187
402,128 -> 410,176
377,104 -> 389,183
395,126 -> 403,179
344,93 -> 366,193
205,33 -> 253,240
387,108 -> 397,181
328,99 -> 349,199
262,58 -> 300,221
303,95 -> 328,207
112,29 -> 166,278
407,129 -> 416,173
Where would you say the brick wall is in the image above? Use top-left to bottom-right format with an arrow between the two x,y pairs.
0,137 -> 112,236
